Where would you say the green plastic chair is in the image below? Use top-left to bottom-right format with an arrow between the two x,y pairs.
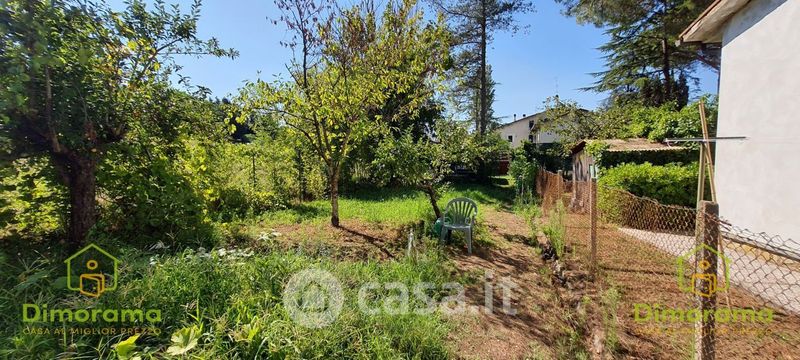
439,197 -> 478,254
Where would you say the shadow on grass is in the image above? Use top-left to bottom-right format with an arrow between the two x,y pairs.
264,178 -> 515,226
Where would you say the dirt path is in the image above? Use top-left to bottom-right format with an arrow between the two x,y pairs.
619,227 -> 800,315
447,207 -> 574,360
262,204 -> 584,359
564,214 -> 800,359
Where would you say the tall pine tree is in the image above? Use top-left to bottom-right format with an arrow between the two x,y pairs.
430,0 -> 533,134
556,0 -> 719,108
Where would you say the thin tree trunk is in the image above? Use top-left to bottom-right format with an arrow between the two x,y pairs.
66,157 -> 97,250
424,184 -> 442,219
661,37 -> 672,99
479,0 -> 488,136
660,0 -> 672,100
329,168 -> 340,227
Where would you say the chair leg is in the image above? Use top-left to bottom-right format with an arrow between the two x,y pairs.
466,228 -> 473,255
440,227 -> 447,245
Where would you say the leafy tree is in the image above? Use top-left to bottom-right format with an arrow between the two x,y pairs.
373,121 -> 479,218
556,0 -> 718,107
0,0 -> 235,248
541,96 -> 623,144
541,95 -> 716,146
430,0 -> 533,135
237,0 -> 449,226
609,97 -> 717,142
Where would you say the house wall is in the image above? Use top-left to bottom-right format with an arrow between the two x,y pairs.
496,113 -> 559,148
497,119 -> 532,148
715,0 -> 800,244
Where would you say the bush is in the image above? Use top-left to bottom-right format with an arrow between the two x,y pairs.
98,148 -> 215,248
205,135 -> 326,220
0,157 -> 66,240
508,148 -> 538,203
522,142 -> 569,172
595,148 -> 697,169
599,162 -> 698,207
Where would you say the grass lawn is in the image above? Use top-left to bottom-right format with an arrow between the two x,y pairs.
0,178 -> 517,359
260,179 -> 515,226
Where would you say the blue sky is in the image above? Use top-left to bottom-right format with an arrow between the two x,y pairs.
113,0 -> 719,124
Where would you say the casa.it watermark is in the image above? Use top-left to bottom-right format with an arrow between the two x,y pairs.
282,268 -> 518,328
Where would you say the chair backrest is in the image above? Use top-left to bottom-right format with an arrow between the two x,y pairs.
443,198 -> 478,225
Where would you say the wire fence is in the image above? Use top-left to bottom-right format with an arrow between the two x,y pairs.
535,169 -> 800,359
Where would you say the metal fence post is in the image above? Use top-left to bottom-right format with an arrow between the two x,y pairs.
590,178 -> 598,278
695,201 -> 718,360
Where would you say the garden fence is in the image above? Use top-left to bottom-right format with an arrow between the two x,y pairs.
535,169 -> 800,359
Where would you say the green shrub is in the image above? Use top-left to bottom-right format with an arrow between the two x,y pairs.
522,142 -> 570,172
509,149 -> 538,205
598,162 -> 698,207
0,157 -> 66,240
205,136 -> 326,220
98,148 -> 215,248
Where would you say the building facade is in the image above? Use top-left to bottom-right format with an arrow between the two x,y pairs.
495,111 -> 559,148
680,0 -> 800,242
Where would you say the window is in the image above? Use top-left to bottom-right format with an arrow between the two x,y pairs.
529,121 -> 534,129
507,135 -> 513,142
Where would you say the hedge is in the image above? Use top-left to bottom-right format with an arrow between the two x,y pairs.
598,162 -> 699,207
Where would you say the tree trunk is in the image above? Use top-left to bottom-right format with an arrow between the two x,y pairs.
329,168 -> 340,227
660,0 -> 671,100
66,157 -> 97,250
661,37 -> 672,99
479,0 -> 488,136
424,184 -> 442,219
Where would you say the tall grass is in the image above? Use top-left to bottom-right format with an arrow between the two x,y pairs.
0,245 -> 459,359
543,201 -> 566,259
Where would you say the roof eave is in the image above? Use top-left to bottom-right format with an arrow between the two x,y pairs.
678,0 -> 752,45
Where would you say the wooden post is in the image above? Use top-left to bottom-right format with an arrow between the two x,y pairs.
589,178 -> 598,278
557,170 -> 564,206
696,146 -> 707,206
699,101 -> 717,201
695,201 -> 719,360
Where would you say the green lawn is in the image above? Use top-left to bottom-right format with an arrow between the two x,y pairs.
1,179 -> 515,359
261,178 -> 515,226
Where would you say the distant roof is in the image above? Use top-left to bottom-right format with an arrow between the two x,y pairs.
679,0 -> 751,44
496,108 -> 590,129
571,139 -> 686,155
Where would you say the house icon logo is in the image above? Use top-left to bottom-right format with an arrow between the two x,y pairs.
676,244 -> 731,298
65,244 -> 120,298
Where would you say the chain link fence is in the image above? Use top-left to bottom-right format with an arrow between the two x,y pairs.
535,169 -> 800,359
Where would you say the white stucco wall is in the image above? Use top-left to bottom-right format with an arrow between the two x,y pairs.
715,0 -> 800,242
497,119 -> 531,148
496,113 -> 559,148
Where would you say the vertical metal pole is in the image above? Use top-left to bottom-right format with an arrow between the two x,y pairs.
695,201 -> 718,360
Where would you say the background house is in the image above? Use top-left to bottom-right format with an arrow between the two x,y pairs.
495,111 -> 559,148
679,0 -> 799,242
